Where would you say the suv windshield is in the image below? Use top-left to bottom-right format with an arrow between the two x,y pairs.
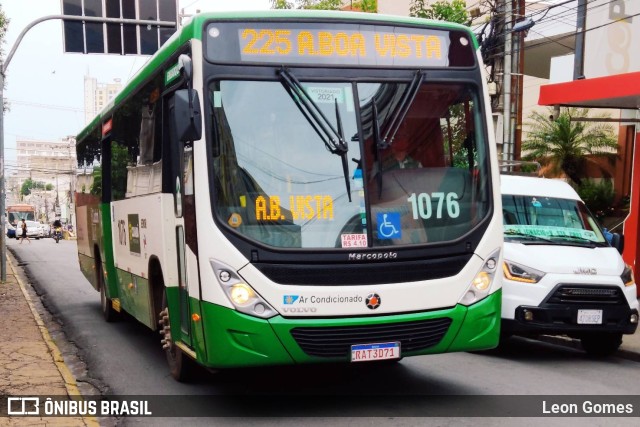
502,194 -> 607,244
210,79 -> 490,249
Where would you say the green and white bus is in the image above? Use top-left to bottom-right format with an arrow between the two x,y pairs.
75,10 -> 503,380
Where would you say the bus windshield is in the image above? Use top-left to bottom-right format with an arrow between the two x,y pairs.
210,78 -> 490,249
7,206 -> 36,225
502,194 -> 607,245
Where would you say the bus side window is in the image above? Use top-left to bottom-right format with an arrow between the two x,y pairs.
110,75 -> 164,201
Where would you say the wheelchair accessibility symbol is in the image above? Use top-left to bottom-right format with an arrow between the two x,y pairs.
377,212 -> 401,240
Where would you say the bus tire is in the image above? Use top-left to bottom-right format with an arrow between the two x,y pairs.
159,289 -> 194,382
580,332 -> 622,357
98,262 -> 118,322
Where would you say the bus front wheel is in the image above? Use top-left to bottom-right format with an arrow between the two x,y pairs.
158,290 -> 193,382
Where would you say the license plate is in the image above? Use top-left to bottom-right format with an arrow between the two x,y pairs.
351,342 -> 400,362
577,309 -> 603,324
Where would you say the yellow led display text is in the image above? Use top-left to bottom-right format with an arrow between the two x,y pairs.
238,28 -> 448,66
374,34 -> 441,59
255,195 -> 334,221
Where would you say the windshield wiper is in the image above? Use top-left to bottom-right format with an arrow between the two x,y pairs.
381,70 -> 424,147
278,68 -> 351,202
548,235 -> 601,245
369,71 -> 423,198
504,230 -> 553,242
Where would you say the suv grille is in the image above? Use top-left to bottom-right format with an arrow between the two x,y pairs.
547,285 -> 625,305
290,318 -> 452,358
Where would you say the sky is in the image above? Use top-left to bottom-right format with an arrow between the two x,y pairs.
2,0 -> 272,171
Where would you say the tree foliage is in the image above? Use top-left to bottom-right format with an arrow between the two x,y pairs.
271,0 -> 377,12
409,0 -> 469,24
521,107 -> 618,186
1,4 -> 9,112
271,0 -> 294,8
0,4 -> 8,53
351,0 -> 377,12
20,178 -> 51,196
271,0 -> 342,9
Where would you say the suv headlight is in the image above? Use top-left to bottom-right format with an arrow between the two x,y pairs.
459,249 -> 500,306
621,264 -> 635,287
210,259 -> 277,319
503,260 -> 545,283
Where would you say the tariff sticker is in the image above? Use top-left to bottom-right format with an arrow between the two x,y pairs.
341,233 -> 367,248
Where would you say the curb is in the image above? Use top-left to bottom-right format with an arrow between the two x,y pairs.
538,334 -> 640,362
8,256 -> 101,427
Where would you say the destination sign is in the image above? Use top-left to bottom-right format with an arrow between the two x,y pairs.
205,22 -> 475,67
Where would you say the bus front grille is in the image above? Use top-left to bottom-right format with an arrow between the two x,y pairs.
290,318 -> 452,358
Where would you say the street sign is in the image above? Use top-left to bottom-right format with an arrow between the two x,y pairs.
61,0 -> 178,55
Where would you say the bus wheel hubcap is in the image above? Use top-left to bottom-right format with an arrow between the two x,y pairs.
158,308 -> 172,350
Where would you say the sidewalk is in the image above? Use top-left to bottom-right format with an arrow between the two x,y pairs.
0,252 -> 97,426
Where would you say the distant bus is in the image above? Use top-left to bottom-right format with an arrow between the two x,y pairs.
75,10 -> 503,381
7,204 -> 36,226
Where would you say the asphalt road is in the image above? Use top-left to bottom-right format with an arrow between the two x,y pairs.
7,238 -> 640,426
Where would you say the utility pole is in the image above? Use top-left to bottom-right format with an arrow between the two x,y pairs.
0,63 -> 6,281
514,0 -> 526,161
574,0 -> 587,80
502,0 -> 513,164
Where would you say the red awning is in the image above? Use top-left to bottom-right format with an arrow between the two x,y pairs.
538,72 -> 640,109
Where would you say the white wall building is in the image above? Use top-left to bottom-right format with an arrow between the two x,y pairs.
10,137 -> 76,222
84,75 -> 122,125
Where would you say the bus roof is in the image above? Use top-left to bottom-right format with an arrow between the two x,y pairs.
76,10 -> 478,143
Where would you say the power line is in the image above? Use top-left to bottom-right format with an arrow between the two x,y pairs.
6,99 -> 84,113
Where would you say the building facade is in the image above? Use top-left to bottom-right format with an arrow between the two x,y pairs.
9,137 -> 76,222
84,75 -> 122,125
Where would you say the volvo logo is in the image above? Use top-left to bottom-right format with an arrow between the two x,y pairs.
574,267 -> 597,275
365,293 -> 381,310
282,307 -> 317,313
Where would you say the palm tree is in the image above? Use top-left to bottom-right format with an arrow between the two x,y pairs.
521,107 -> 618,185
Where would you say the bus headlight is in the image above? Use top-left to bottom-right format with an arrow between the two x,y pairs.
230,283 -> 253,305
459,249 -> 500,306
210,259 -> 276,319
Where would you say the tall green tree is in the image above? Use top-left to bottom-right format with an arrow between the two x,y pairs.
522,107 -> 618,186
410,0 -> 469,24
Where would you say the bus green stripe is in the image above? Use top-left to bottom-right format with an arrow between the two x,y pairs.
191,292 -> 500,368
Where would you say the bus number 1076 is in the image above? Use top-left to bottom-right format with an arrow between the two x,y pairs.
407,192 -> 460,220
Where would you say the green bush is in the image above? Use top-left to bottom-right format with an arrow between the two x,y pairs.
577,179 -> 615,220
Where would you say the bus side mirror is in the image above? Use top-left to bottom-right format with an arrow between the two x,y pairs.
611,233 -> 624,254
172,89 -> 202,142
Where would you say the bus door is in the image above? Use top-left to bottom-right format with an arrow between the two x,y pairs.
167,91 -> 199,348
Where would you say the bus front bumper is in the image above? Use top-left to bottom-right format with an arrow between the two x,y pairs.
196,290 -> 501,368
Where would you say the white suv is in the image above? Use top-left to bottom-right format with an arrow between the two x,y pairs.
501,175 -> 639,356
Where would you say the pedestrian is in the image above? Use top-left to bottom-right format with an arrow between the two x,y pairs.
19,218 -> 30,244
